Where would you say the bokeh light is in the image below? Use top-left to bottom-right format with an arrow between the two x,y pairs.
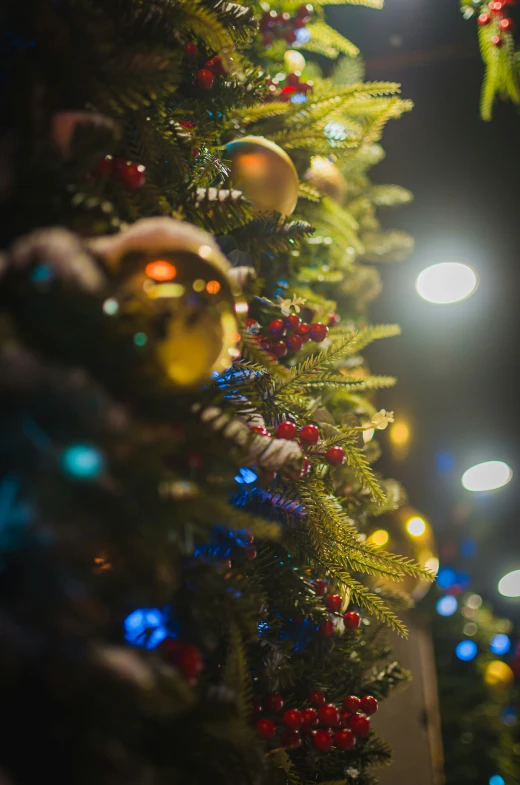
415,262 -> 478,304
206,280 -> 221,294
455,640 -> 478,661
461,460 -> 512,492
437,567 -> 457,589
490,633 -> 511,655
368,529 -> 389,547
489,777 -> 505,785
436,596 -> 458,617
406,516 -> 426,537
61,444 -> 105,480
498,569 -> 520,597
484,660 -> 514,688
124,608 -> 167,649
145,260 -> 177,281
389,421 -> 410,447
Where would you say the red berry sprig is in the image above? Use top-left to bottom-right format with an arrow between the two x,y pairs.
259,5 -> 314,48
343,611 -> 361,630
95,156 -> 147,189
474,2 -> 514,46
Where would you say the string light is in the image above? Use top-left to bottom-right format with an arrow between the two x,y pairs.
145,260 -> 177,281
368,529 -> 389,547
406,516 -> 426,537
415,262 -> 478,304
462,460 -> 512,492
206,280 -> 221,294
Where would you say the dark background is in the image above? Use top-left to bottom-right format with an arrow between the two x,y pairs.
330,0 -> 520,619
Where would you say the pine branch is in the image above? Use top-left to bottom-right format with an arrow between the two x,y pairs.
274,334 -> 359,394
223,621 -> 253,719
304,21 -> 360,58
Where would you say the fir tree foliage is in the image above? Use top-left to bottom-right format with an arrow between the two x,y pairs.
0,2 -> 433,785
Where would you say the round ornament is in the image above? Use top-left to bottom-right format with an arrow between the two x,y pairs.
225,136 -> 299,216
304,156 -> 347,205
90,218 -> 245,388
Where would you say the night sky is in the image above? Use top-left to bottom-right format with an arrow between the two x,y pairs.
331,0 -> 520,618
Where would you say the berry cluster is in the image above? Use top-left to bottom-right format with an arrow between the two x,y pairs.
265,72 -> 313,103
254,689 -> 378,751
159,639 -> 204,683
272,420 -> 346,470
184,42 -> 229,89
260,5 -> 314,47
313,579 -> 361,637
477,0 -> 515,47
247,313 -> 331,362
95,156 -> 146,189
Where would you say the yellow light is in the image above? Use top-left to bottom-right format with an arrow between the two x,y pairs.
390,421 -> 410,447
193,279 -> 205,292
425,557 -> 439,575
484,660 -> 514,688
145,260 -> 177,281
368,529 -> 389,547
406,516 -> 426,537
206,280 -> 221,294
147,283 -> 185,298
235,301 -> 249,315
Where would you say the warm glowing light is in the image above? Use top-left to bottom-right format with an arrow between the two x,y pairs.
193,279 -> 206,292
235,301 -> 249,315
206,280 -> 221,294
148,283 -> 185,298
498,569 -> 520,598
406,516 -> 426,537
145,260 -> 177,281
416,262 -> 478,304
368,529 -> 389,547
484,660 -> 514,688
425,557 -> 439,575
466,593 -> 482,609
389,421 -> 410,447
462,460 -> 512,492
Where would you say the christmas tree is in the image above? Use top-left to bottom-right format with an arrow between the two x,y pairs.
0,2 -> 434,785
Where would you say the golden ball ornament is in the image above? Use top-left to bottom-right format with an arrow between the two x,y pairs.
225,136 -> 299,216
304,156 -> 347,205
89,218 -> 245,388
365,506 -> 438,603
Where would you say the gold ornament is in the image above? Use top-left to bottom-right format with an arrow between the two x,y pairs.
225,136 -> 299,216
365,506 -> 438,602
90,218 -> 245,388
304,156 -> 347,205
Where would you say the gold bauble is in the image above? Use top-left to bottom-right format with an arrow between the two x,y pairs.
304,156 -> 347,205
484,660 -> 514,689
225,136 -> 299,216
90,218 -> 245,388
365,506 -> 438,602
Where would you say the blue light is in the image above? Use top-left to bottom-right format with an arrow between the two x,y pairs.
461,538 -> 477,558
437,567 -> 457,589
489,776 -> 505,785
31,264 -> 54,283
234,467 -> 258,484
124,607 -> 167,649
61,444 -> 105,479
290,93 -> 308,104
456,572 -> 471,590
490,633 -> 511,655
295,27 -> 311,44
436,596 -> 458,617
500,705 -> 516,726
435,450 -> 454,473
455,640 -> 478,661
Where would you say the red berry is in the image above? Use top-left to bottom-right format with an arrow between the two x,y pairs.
246,318 -> 258,328
325,446 -> 345,467
252,700 -> 263,717
325,594 -> 342,613
478,12 -> 492,24
499,17 -> 514,30
283,709 -> 302,729
285,30 -> 297,43
266,352 -> 278,363
360,696 -> 378,716
159,638 -> 182,658
301,456 -> 311,476
301,708 -> 319,727
286,334 -> 303,352
320,620 -> 334,638
299,424 -> 320,446
256,718 -> 276,739
310,323 -> 329,342
343,696 -> 361,713
349,713 -> 370,737
95,155 -> 113,177
312,728 -> 332,752
343,611 -> 361,630
297,4 -> 313,17
281,729 -> 302,749
179,120 -> 196,130
184,42 -> 198,56
313,579 -> 327,596
327,312 -> 341,327
297,322 -> 312,342
268,318 -> 285,334
271,341 -> 288,358
177,643 -> 203,680
250,425 -> 269,436
284,314 -> 301,333
334,729 -> 356,751
123,163 -> 146,189
489,0 -> 504,11
309,690 -> 326,707
293,17 -> 307,28
205,56 -> 225,75
265,693 -> 284,713
246,545 -> 257,561
197,68 -> 215,89
318,704 -> 340,727
275,421 -> 297,440
287,73 -> 300,86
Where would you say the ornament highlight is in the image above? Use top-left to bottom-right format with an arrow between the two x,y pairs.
225,136 -> 299,216
305,156 -> 347,204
